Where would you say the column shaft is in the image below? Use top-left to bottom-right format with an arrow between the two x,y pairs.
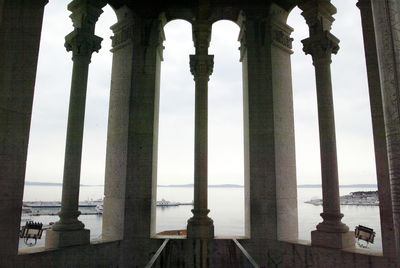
45,0 -> 105,249
194,76 -> 209,211
314,60 -> 341,217
55,56 -> 90,229
300,0 -> 354,249
187,18 -> 215,239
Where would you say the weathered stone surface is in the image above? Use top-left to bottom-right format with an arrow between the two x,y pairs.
45,229 -> 90,249
371,0 -> 400,261
357,0 -> 396,258
0,0 -> 47,259
311,230 -> 355,249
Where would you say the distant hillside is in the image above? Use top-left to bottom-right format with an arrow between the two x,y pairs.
25,181 -> 102,187
25,181 -> 377,188
158,184 -> 243,188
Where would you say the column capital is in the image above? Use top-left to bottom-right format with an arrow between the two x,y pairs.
65,0 -> 106,59
302,31 -> 339,63
110,8 -> 166,58
65,29 -> 103,59
238,7 -> 293,60
67,0 -> 106,30
298,0 -> 336,35
192,20 -> 212,51
189,54 -> 214,78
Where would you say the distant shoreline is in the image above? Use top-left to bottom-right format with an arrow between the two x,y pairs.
25,181 -> 377,188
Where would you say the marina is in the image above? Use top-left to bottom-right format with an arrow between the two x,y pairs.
22,199 -> 193,216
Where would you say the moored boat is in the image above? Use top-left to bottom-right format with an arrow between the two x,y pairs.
156,199 -> 179,206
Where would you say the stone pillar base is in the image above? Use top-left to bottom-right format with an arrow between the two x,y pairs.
45,228 -> 90,249
187,219 -> 214,239
311,230 -> 355,249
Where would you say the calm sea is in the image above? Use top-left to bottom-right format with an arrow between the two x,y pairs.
21,186 -> 381,250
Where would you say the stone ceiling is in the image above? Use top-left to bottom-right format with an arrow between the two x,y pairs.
107,0 -> 298,22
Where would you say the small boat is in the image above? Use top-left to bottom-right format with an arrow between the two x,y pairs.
95,204 -> 103,214
156,199 -> 179,206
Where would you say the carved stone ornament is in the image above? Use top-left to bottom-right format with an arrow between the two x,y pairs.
189,55 -> 214,77
302,31 -> 339,63
272,29 -> 293,49
68,0 -> 106,29
192,22 -> 212,50
298,0 -> 336,34
112,24 -> 135,48
65,29 -> 103,59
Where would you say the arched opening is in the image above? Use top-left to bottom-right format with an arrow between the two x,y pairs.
21,0 -> 115,248
155,19 -> 195,235
288,0 -> 381,250
208,20 -> 245,237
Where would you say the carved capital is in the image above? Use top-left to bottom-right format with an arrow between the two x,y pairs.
299,0 -> 337,35
67,0 -> 106,31
190,54 -> 214,78
237,9 -> 293,58
110,10 -> 165,57
65,29 -> 103,59
302,31 -> 339,63
65,0 -> 105,59
192,20 -> 212,52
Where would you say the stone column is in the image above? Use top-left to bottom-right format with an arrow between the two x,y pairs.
102,6 -> 166,266
45,0 -> 105,249
357,0 -> 396,258
187,19 -> 215,239
0,0 -> 47,262
299,0 -> 354,249
237,4 -> 298,263
371,0 -> 400,259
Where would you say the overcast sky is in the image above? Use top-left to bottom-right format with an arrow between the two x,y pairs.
25,0 -> 376,188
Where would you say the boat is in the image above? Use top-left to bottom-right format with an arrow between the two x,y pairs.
95,204 -> 103,214
156,199 -> 179,206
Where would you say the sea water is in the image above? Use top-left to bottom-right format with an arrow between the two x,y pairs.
20,186 -> 381,250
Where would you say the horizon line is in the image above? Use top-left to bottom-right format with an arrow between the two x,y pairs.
24,181 -> 378,188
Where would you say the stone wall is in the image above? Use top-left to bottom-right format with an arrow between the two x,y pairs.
4,239 -> 396,268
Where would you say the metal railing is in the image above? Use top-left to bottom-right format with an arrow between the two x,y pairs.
232,239 -> 260,268
145,238 -> 259,267
145,239 -> 170,268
